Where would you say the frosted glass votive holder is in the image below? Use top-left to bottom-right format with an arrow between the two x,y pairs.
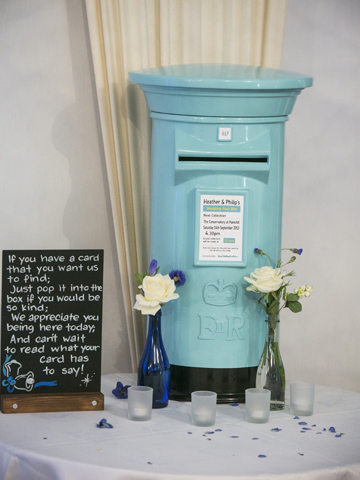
191,391 -> 217,426
290,382 -> 315,416
128,386 -> 153,421
245,388 -> 271,423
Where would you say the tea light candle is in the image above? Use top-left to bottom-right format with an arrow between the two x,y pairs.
245,388 -> 271,423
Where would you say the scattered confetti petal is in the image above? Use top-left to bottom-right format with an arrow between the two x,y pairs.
258,454 -> 267,458
215,429 -> 222,432
147,462 -> 152,465
112,381 -> 131,399
335,433 -> 345,438
187,432 -> 192,434
230,402 -> 239,406
96,418 -> 113,429
298,422 -> 307,425
252,437 -> 259,440
316,432 -> 322,435
302,427 -> 311,431
329,427 -> 336,433
230,435 -> 239,438
311,424 -> 317,427
293,416 -> 300,419
205,431 -> 215,434
271,428 -> 282,432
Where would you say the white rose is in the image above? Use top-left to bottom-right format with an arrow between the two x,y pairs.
134,273 -> 179,315
244,266 -> 286,294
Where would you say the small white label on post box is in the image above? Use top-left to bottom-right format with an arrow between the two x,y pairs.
218,126 -> 232,141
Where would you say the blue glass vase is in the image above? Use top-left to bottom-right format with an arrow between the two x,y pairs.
137,309 -> 170,408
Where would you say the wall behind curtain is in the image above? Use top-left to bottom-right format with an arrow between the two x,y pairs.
0,0 -> 132,375
1,0 -> 359,392
280,0 -> 360,392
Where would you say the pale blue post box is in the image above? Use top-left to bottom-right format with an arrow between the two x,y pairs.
129,64 -> 312,402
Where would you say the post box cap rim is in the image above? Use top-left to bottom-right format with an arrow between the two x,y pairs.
129,63 -> 313,91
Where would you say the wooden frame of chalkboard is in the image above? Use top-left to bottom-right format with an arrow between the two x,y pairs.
1,250 -> 105,413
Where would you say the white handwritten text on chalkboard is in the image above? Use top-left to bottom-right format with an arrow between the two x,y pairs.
1,250 -> 104,395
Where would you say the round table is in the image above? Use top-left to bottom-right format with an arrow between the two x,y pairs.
1,373 -> 360,480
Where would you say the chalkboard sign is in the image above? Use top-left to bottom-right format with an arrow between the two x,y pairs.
1,250 -> 104,412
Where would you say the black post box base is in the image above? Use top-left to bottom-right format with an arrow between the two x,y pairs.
169,364 -> 257,404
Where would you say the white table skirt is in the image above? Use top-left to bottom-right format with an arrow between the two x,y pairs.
1,373 -> 360,480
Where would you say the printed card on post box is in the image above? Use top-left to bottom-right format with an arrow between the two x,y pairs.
194,190 -> 247,267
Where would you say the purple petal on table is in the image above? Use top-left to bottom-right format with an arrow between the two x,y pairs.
96,418 -> 113,429
112,381 -> 131,399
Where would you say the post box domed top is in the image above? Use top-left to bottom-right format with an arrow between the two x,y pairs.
129,63 -> 313,117
129,63 -> 312,90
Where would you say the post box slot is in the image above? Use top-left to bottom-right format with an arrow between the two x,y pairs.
179,156 -> 268,163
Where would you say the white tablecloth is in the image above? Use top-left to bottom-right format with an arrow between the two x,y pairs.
0,373 -> 360,480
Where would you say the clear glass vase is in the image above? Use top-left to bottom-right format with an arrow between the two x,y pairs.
256,314 -> 285,411
137,309 -> 170,408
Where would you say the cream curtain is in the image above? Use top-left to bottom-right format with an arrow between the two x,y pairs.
85,0 -> 288,371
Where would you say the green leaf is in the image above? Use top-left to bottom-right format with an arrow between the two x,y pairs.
268,299 -> 280,315
286,301 -> 302,313
271,291 -> 278,301
135,272 -> 144,285
257,302 -> 268,313
286,293 -> 299,302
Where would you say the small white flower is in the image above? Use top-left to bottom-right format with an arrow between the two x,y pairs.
294,284 -> 313,298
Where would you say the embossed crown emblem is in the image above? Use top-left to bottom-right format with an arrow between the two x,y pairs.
203,279 -> 237,306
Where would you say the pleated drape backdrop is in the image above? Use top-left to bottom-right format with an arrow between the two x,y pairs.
85,0 -> 288,371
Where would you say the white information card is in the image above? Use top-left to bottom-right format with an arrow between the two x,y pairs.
197,193 -> 245,264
